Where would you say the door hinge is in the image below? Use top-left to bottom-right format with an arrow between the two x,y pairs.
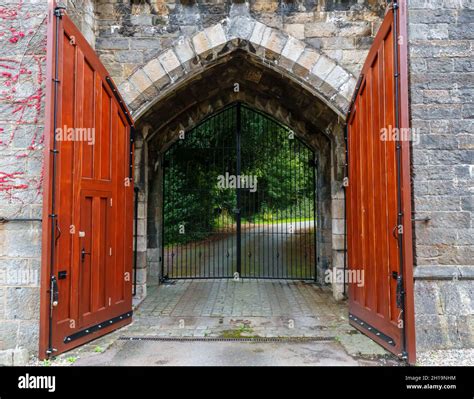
110,198 -> 113,207
54,6 -> 66,18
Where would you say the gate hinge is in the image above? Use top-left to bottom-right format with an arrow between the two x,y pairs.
45,347 -> 57,356
54,6 -> 66,18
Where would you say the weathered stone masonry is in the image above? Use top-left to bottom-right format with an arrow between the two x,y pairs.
0,0 -> 472,364
0,0 -> 48,364
91,0 -> 385,303
408,0 -> 473,350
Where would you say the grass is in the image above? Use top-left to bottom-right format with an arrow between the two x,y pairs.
219,324 -> 257,339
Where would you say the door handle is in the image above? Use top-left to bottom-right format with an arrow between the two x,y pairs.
81,248 -> 91,263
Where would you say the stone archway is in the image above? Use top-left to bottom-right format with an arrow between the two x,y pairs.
118,18 -> 354,301
119,16 -> 356,118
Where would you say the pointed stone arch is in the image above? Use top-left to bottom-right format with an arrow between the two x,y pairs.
117,16 -> 357,120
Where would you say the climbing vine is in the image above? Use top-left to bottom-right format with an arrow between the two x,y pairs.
0,0 -> 47,213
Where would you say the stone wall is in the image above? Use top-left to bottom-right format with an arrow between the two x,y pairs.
1,0 -> 471,362
62,0 -> 97,46
0,0 -> 48,364
103,1 -> 367,301
408,0 -> 474,350
93,0 -> 386,85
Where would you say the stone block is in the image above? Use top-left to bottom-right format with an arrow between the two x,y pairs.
0,321 -> 18,350
135,268 -> 147,285
158,49 -> 184,81
143,58 -> 170,90
174,38 -> 198,72
331,219 -> 345,235
249,21 -> 267,47
293,49 -> 320,78
325,65 -> 350,91
227,16 -> 256,41
280,36 -> 305,70
96,37 -> 130,50
118,80 -> 142,109
5,287 -> 40,320
204,23 -> 227,50
0,348 -> 29,366
259,28 -> 288,61
0,225 -> 41,258
283,23 -> 304,40
339,77 -> 357,102
192,31 -> 211,56
115,50 -> 144,64
305,22 -> 337,38
129,69 -> 158,99
17,320 -> 39,352
311,56 -> 336,87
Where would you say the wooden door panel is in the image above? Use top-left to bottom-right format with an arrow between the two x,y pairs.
346,7 -> 413,358
79,190 -> 114,327
40,9 -> 134,357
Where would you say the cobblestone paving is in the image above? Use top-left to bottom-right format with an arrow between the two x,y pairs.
122,279 -> 356,339
36,279 -> 398,366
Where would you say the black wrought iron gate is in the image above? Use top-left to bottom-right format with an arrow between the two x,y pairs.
162,103 -> 317,280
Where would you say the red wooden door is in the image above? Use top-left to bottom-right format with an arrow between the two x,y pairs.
346,3 -> 415,364
40,7 -> 134,357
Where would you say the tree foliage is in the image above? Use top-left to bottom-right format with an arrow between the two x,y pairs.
164,106 -> 315,245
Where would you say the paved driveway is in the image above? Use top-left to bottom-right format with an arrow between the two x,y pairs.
164,221 -> 315,278
73,339 -> 397,366
56,280 -> 401,367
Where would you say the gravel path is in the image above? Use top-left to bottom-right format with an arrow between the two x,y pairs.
416,349 -> 474,366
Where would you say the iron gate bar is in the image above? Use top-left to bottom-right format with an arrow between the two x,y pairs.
236,103 -> 242,277
162,102 -> 317,280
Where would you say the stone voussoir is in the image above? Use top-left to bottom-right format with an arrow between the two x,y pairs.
118,18 -> 353,118
129,68 -> 158,100
158,49 -> 184,81
142,58 -> 171,90
259,27 -> 289,62
280,36 -> 306,71
174,37 -> 199,72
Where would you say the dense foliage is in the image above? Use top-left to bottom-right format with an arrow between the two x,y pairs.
164,105 -> 315,245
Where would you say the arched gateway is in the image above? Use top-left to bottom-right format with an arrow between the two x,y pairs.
39,5 -> 415,365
